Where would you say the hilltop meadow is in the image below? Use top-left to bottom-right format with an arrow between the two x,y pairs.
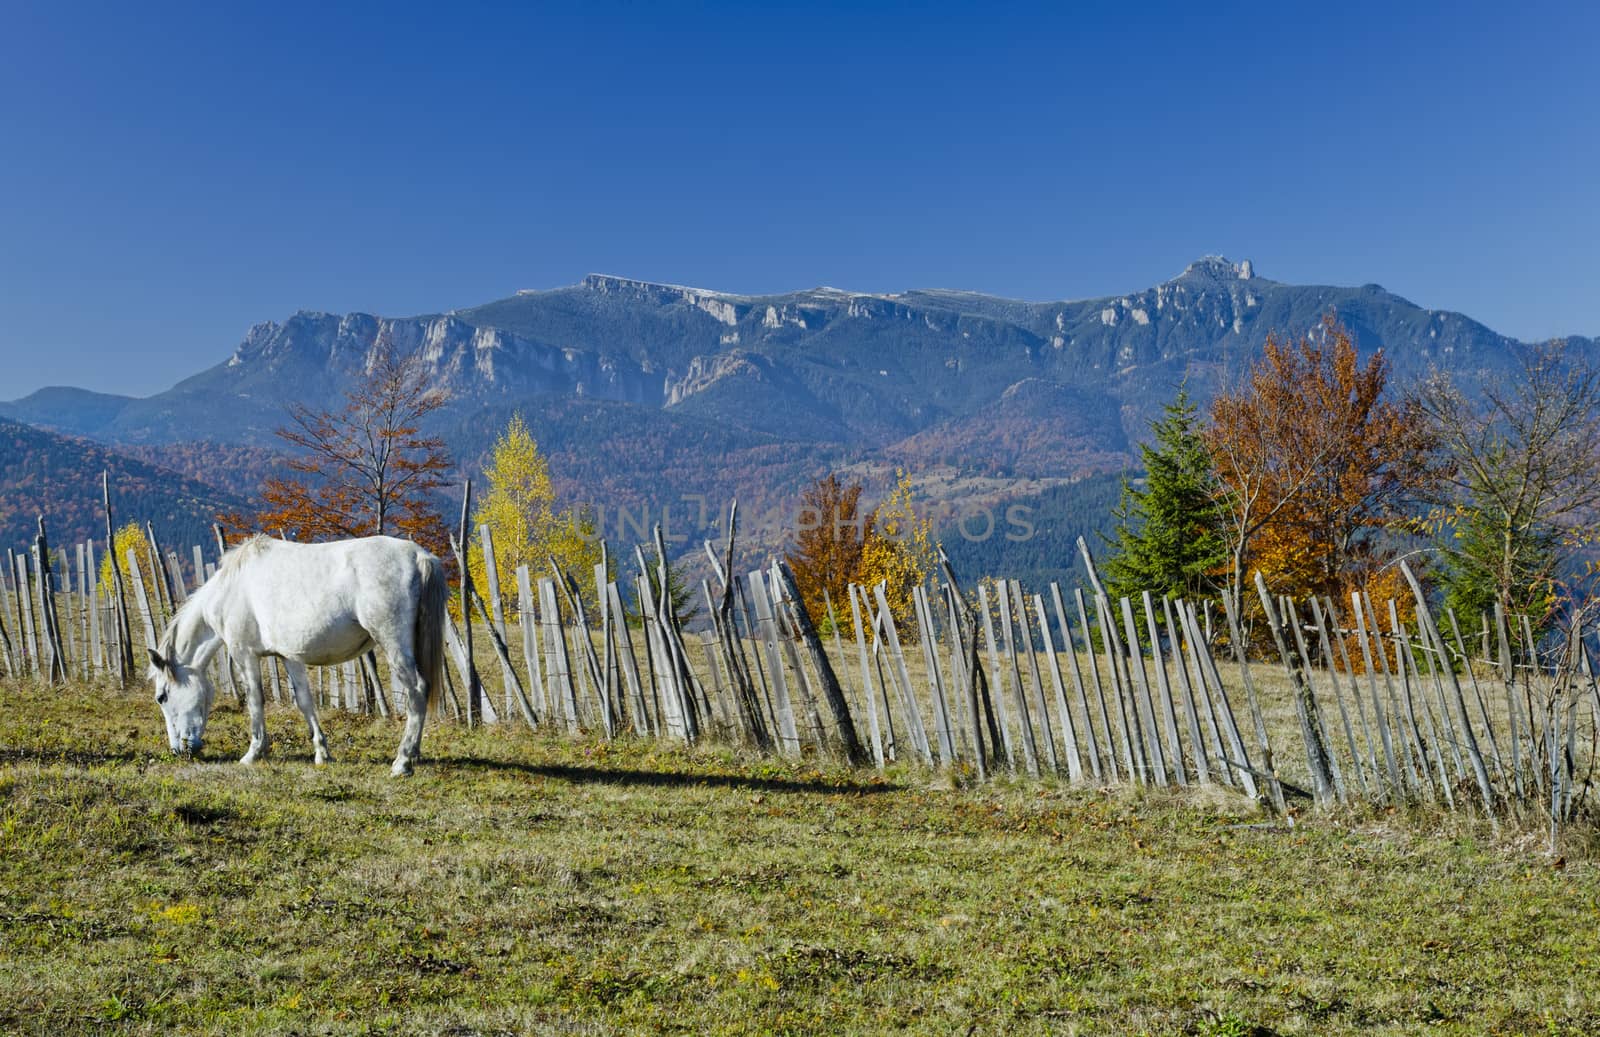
2,670 -> 1597,1036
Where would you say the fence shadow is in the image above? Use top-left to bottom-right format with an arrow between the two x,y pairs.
447,756 -> 898,796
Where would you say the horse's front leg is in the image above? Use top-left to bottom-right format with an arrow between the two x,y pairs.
284,661 -> 332,764
236,652 -> 270,764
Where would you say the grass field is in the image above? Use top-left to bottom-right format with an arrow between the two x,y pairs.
2,675 -> 1598,1035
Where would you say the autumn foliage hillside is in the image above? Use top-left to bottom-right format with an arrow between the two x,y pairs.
0,417 -> 242,550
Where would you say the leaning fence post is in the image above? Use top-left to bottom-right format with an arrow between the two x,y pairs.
102,472 -> 132,684
776,560 -> 867,766
1359,591 -> 1418,793
478,524 -> 519,723
873,582 -> 933,766
748,569 -> 800,753
1052,586 -> 1102,782
1119,596 -> 1168,786
936,550 -> 996,772
124,549 -> 158,656
849,585 -> 887,770
1011,583 -> 1060,775
1141,591 -> 1187,786
1034,592 -> 1084,782
1282,596 -> 1346,802
1160,597 -> 1209,785
997,585 -> 1039,777
609,582 -> 649,735
911,585 -> 956,766
978,583 -> 1017,769
1254,575 -> 1335,807
1320,595 -> 1384,794
1180,601 -> 1257,799
1072,588 -> 1119,783
1390,603 -> 1450,807
451,479 -> 480,728
1445,605 -> 1503,775
1493,601 -> 1526,802
1400,561 -> 1496,815
34,520 -> 67,683
1220,590 -> 1285,813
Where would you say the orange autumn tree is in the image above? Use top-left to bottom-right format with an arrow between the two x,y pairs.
248,345 -> 453,558
1206,316 -> 1437,620
785,473 -> 874,626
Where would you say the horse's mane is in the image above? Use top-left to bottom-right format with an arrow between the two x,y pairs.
158,534 -> 273,655
216,533 -> 274,577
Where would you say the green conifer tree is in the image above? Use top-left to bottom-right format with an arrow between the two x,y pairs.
1104,386 -> 1226,601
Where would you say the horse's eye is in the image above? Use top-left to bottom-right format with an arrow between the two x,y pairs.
156,691 -> 168,705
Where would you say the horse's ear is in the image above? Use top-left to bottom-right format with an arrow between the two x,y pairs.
148,649 -> 168,673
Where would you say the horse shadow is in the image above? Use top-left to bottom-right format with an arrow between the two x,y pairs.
444,756 -> 899,796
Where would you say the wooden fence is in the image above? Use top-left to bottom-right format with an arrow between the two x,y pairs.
3,494 -> 1596,842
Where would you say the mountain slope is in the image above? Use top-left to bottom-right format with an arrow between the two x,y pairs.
0,417 -> 245,550
5,257 -> 1594,564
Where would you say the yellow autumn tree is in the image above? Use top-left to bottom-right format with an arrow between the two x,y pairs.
99,521 -> 161,608
856,469 -> 937,635
468,415 -> 603,617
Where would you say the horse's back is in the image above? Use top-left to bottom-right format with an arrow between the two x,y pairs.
218,536 -> 441,665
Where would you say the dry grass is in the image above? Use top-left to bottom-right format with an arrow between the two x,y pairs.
2,672 -> 1599,1035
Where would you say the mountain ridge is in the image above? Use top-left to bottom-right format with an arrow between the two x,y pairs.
4,257 -> 1594,561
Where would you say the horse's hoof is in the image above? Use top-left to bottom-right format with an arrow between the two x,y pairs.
240,751 -> 263,765
314,753 -> 332,766
390,762 -> 413,778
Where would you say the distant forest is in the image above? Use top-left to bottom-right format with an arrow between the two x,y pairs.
0,418 -> 241,551
937,471 -> 1128,588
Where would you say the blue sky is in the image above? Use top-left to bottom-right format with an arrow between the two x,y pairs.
2,1 -> 1596,397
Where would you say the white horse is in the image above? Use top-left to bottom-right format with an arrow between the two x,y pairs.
146,534 -> 448,776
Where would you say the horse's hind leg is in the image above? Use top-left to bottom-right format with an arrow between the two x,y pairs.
236,652 -> 270,764
285,661 -> 331,765
385,648 -> 428,777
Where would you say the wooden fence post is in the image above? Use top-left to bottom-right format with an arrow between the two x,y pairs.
1400,562 -> 1496,815
874,582 -> 932,766
1254,575 -> 1336,806
1034,592 -> 1083,781
1011,582 -> 1059,775
911,585 -> 955,765
1071,588 -> 1118,783
1274,598 -> 1343,802
748,569 -> 800,753
849,585 -> 886,770
777,560 -> 866,765
1220,590 -> 1285,812
1389,603 -> 1450,806
1119,596 -> 1169,786
996,584 -> 1039,776
1180,601 -> 1257,799
1141,591 -> 1187,785
516,565 -> 547,722
1161,596 -> 1209,785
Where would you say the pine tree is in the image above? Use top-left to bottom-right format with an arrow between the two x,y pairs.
1105,386 -> 1225,601
1440,500 -> 1559,628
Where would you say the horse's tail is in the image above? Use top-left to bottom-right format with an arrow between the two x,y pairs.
415,550 -> 448,711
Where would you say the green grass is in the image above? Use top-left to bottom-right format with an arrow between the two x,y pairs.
2,676 -> 1598,1035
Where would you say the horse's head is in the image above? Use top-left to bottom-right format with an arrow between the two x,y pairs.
147,649 -> 216,755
